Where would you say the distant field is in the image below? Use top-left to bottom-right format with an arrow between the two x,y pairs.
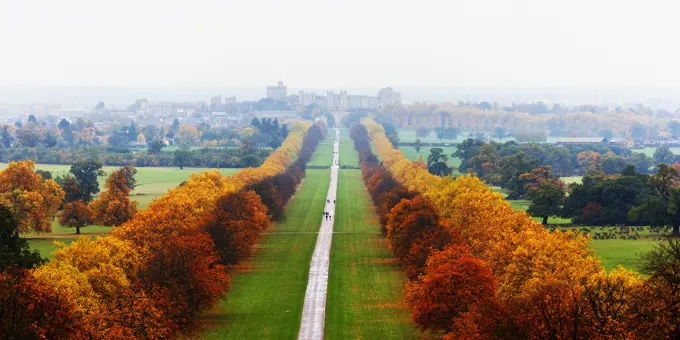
634,146 -> 680,157
398,146 -> 462,168
0,163 -> 240,210
506,193 -> 656,272
11,163 -> 241,258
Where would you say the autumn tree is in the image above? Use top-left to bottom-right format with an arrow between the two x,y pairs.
89,166 -> 138,226
137,230 -> 230,330
0,161 -> 64,233
0,268 -> 79,339
204,190 -> 270,265
408,245 -> 497,336
386,196 -> 453,279
59,201 -> 92,235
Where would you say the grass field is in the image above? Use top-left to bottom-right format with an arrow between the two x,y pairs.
635,146 -> 680,158
199,169 -> 330,339
12,163 -> 240,259
326,170 -> 420,339
506,195 -> 656,272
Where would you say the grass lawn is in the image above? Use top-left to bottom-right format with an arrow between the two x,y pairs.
27,239 -> 76,260
199,169 -> 330,339
507,195 -> 656,272
11,163 -> 240,258
326,170 -> 420,339
308,141 -> 334,167
398,146 -> 461,167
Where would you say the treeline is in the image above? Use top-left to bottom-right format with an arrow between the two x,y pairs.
0,145 -> 272,168
0,121 -> 327,339
385,103 -> 669,140
361,117 -> 680,339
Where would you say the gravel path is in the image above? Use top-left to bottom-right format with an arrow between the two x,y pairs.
297,128 -> 339,340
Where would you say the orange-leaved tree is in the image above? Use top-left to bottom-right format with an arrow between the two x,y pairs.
0,160 -> 64,233
203,190 -> 270,265
0,267 -> 79,339
386,195 -> 454,280
89,166 -> 138,227
59,200 -> 92,235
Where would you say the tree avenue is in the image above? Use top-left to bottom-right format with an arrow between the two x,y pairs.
356,117 -> 680,338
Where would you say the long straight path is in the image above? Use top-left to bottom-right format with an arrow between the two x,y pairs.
297,128 -> 340,340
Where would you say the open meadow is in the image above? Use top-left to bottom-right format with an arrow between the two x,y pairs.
15,163 -> 240,258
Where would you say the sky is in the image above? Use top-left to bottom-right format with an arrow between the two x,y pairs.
0,0 -> 678,90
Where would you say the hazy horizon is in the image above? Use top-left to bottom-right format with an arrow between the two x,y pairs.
1,0 -> 678,91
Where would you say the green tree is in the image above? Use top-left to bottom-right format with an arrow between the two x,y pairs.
170,118 -> 181,135
174,150 -> 192,169
630,164 -> 680,236
1,126 -> 12,148
147,139 -> 165,154
69,160 -> 106,203
654,146 -> 676,165
427,148 -> 451,176
127,121 -> 138,142
413,138 -> 423,153
387,134 -> 400,148
522,167 -> 566,224
629,152 -> 653,174
57,119 -> 70,130
0,206 -> 43,270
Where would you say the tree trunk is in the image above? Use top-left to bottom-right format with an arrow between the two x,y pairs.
542,216 -> 549,225
76,226 -> 80,235
674,225 -> 679,237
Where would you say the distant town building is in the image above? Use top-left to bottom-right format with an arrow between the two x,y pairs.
325,91 -> 348,110
298,91 -> 316,107
210,95 -> 223,106
59,108 -> 87,120
378,87 -> 401,109
224,96 -> 237,105
266,81 -> 288,100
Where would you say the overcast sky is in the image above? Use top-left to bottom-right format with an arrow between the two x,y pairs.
0,0 -> 677,89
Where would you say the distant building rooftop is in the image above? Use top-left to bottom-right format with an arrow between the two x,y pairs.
554,137 -> 607,144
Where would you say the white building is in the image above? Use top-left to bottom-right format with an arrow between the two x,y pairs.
59,108 -> 87,120
266,81 -> 288,100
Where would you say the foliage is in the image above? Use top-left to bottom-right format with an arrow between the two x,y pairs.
426,148 -> 451,176
630,164 -> 680,236
0,161 -> 64,233
521,166 -> 566,224
0,206 -> 43,270
89,166 -> 138,226
0,267 -> 79,339
204,190 -> 270,265
563,166 -> 652,225
69,159 -> 106,203
58,200 -> 92,235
